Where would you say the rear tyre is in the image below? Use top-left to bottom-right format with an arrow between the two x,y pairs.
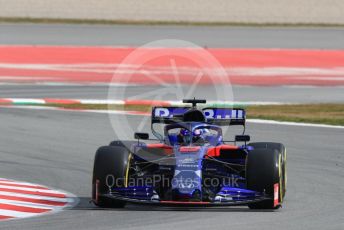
246,145 -> 284,209
92,146 -> 130,208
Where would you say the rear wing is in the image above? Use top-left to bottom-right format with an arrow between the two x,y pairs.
152,107 -> 190,124
152,107 -> 246,126
203,107 -> 246,126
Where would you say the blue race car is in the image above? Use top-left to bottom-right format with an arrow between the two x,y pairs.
92,99 -> 286,209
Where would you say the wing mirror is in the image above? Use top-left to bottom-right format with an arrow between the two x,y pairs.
134,132 -> 149,140
235,135 -> 250,142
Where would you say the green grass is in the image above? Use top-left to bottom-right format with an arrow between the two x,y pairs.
247,104 -> 344,126
1,17 -> 344,28
43,103 -> 344,126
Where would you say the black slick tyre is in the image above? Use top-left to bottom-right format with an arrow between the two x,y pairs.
92,146 -> 130,208
246,145 -> 284,209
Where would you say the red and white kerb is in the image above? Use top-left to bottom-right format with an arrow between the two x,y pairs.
0,178 -> 77,221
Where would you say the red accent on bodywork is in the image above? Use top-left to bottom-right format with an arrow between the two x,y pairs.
274,183 -> 279,207
146,143 -> 173,155
146,143 -> 172,149
179,146 -> 201,152
207,145 -> 239,157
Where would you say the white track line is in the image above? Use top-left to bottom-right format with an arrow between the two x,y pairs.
247,119 -> 344,129
10,98 -> 46,104
1,104 -> 343,129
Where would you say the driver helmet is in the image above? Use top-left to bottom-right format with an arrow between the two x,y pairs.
179,128 -> 191,145
194,128 -> 209,137
192,128 -> 208,142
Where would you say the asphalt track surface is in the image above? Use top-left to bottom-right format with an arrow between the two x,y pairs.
1,85 -> 344,103
1,24 -> 344,49
0,107 -> 343,230
0,24 -> 343,229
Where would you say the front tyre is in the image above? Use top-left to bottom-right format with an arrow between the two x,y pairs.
92,146 -> 130,208
246,145 -> 285,209
249,142 -> 287,200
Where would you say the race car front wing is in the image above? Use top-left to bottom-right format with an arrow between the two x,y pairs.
97,186 -> 271,206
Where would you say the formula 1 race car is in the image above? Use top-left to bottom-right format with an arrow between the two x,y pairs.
92,99 -> 286,209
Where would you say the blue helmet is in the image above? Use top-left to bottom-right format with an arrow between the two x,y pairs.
179,129 -> 191,145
